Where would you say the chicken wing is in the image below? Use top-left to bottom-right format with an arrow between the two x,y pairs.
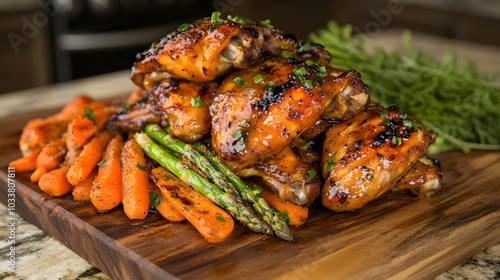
211,56 -> 370,171
394,156 -> 443,197
132,16 -> 298,90
239,138 -> 321,206
321,104 -> 433,212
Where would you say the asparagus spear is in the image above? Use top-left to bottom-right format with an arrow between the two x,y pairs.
144,124 -> 294,242
133,132 -> 272,236
191,142 -> 295,242
145,124 -> 242,200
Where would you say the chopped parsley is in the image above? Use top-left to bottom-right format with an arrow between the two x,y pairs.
83,108 -> 95,122
366,174 -> 375,181
170,195 -> 178,199
272,207 -> 290,224
165,174 -> 172,180
124,103 -> 132,110
178,23 -> 190,32
263,81 -> 275,92
239,119 -> 249,127
379,110 -> 389,118
149,192 -> 161,208
136,163 -> 146,171
307,169 -> 317,179
216,215 -> 226,222
378,119 -> 391,126
326,157 -> 335,172
233,130 -> 242,139
96,159 -> 105,167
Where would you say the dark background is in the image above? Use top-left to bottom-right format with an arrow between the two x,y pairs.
1,0 -> 499,94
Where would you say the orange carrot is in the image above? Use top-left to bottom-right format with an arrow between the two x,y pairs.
9,149 -> 41,172
156,196 -> 186,222
90,134 -> 123,211
19,117 -> 70,155
120,139 -> 150,219
126,87 -> 148,105
67,115 -> 99,149
72,168 -> 97,201
92,106 -> 117,129
59,95 -> 93,117
39,166 -> 73,196
30,167 -> 47,182
259,188 -> 309,226
66,131 -> 113,186
36,138 -> 67,170
148,181 -> 185,222
150,167 -> 234,243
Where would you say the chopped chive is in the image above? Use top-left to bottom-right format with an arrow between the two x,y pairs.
227,15 -> 250,25
263,81 -> 275,92
314,81 -> 324,87
317,66 -> 328,77
233,130 -> 242,139
165,174 -> 172,180
211,11 -> 225,24
303,79 -> 314,89
149,192 -> 161,208
296,41 -> 311,52
305,60 -> 316,67
397,138 -> 402,145
151,42 -> 158,48
392,136 -> 398,144
124,103 -> 132,110
379,110 -> 388,118
170,195 -> 178,199
232,76 -> 248,87
259,19 -> 274,29
400,113 -> 408,119
403,119 -> 412,127
97,159 -> 105,167
83,108 -> 95,121
326,157 -> 335,172
191,97 -> 203,107
178,23 -> 190,32
301,144 -> 310,150
378,119 -> 391,126
366,174 -> 375,181
253,74 -> 264,83
307,169 -> 317,179
293,67 -> 308,76
239,119 -> 249,127
136,163 -> 146,171
167,214 -> 174,218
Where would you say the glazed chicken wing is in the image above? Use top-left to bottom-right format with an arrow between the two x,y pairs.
132,17 -> 297,90
211,56 -> 370,171
394,156 -> 443,197
321,104 -> 433,212
239,138 -> 321,206
108,78 -> 216,143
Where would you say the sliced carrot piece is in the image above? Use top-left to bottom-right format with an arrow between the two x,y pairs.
259,188 -> 309,226
39,166 -> 73,197
72,168 -> 97,201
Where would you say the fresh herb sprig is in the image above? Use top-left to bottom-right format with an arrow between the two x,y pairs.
309,21 -> 500,153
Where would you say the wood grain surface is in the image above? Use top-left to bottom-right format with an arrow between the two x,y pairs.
0,112 -> 499,280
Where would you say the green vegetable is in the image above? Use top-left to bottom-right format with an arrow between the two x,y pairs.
310,21 -> 500,153
96,159 -> 105,167
239,119 -> 249,127
253,74 -> 264,84
178,23 -> 190,32
259,19 -> 274,29
83,108 -> 95,122
232,76 -> 248,87
326,157 -> 335,172
136,163 -> 146,171
307,169 -> 317,179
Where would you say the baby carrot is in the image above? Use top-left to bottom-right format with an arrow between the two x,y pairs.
66,131 -> 112,186
259,188 -> 309,226
156,196 -> 186,222
90,134 -> 123,211
72,168 -> 98,201
9,149 -> 41,172
120,139 -> 149,219
150,166 -> 234,243
39,166 -> 73,197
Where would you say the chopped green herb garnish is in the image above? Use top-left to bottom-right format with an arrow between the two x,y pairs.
305,60 -> 316,67
227,15 -> 250,25
293,67 -> 308,76
136,163 -> 146,171
97,159 -> 105,167
178,23 -> 190,32
211,11 -> 225,25
149,192 -> 161,208
259,19 -> 274,29
366,174 -> 375,181
397,138 -> 403,145
232,76 -> 248,87
303,79 -> 313,89
165,174 -> 172,180
253,74 -> 264,83
307,169 -> 317,179
239,119 -> 249,127
281,50 -> 295,59
326,157 -> 335,172
233,130 -> 242,139
216,215 -> 226,222
191,97 -> 203,107
252,184 -> 263,195
151,42 -> 158,48
83,108 -> 95,122
170,195 -> 178,199
403,119 -> 412,127
314,81 -> 324,87
391,136 -> 398,144
379,110 -> 388,118
167,214 -> 174,218
317,66 -> 328,77
400,113 -> 408,119
301,144 -> 310,150
263,81 -> 275,92
296,41 -> 311,53
124,103 -> 132,110
378,119 -> 391,126
272,207 -> 290,224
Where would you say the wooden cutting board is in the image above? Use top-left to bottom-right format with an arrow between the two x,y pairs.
0,112 -> 499,280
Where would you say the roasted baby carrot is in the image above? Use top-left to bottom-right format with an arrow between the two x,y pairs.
67,115 -> 99,149
150,166 -> 234,243
66,131 -> 113,186
90,134 -> 123,211
9,149 -> 41,172
72,168 -> 97,201
19,117 -> 71,155
120,139 -> 149,219
30,167 -> 47,183
59,95 -> 93,117
259,188 -> 309,226
156,196 -> 186,222
38,166 -> 73,196
36,138 -> 67,169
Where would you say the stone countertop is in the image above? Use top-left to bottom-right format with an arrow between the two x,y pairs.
1,201 -> 499,280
